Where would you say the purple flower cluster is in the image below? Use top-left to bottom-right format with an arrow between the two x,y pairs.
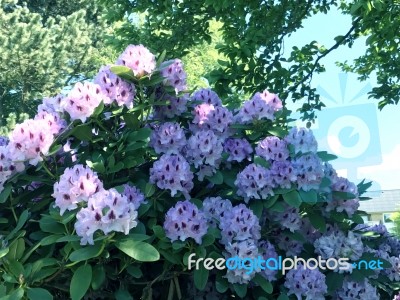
191,88 -> 222,106
285,127 -> 318,154
284,264 -> 327,300
192,104 -> 233,136
149,122 -> 186,154
202,197 -> 232,227
52,164 -> 103,215
335,278 -> 379,300
75,188 -> 138,245
292,153 -> 324,191
270,160 -> 297,189
235,164 -> 274,202
123,184 -> 147,210
224,240 -> 259,284
236,89 -> 282,123
94,65 -> 136,108
61,82 -> 105,123
314,230 -> 363,261
219,203 -> 261,245
325,177 -> 360,217
38,94 -> 63,113
153,93 -> 190,119
149,154 -> 194,199
35,110 -> 66,136
277,233 -> 304,256
116,44 -> 156,77
255,136 -> 289,161
161,59 -> 187,93
223,138 -> 253,163
186,130 -> 223,170
259,240 -> 279,281
0,146 -> 15,192
269,204 -> 301,232
163,200 -> 208,244
0,136 -> 9,146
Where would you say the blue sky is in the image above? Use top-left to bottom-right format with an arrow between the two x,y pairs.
283,8 -> 400,191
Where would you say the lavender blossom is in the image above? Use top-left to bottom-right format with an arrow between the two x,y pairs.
160,59 -> 187,93
255,136 -> 289,161
149,122 -> 186,154
285,127 -> 318,154
191,88 -> 222,106
223,138 -> 253,163
202,197 -> 233,227
163,200 -> 208,244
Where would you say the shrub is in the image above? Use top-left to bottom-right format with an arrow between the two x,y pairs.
0,44 -> 399,300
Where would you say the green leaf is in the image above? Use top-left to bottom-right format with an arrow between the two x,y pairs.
40,235 -> 62,246
0,247 -> 9,259
110,65 -> 136,81
308,212 -> 326,232
252,273 -> 273,294
145,183 -> 156,197
27,288 -> 53,300
283,190 -> 302,208
299,190 -> 318,204
8,259 -> 24,278
277,294 -> 289,300
317,151 -> 338,162
253,156 -> 270,168
152,225 -> 166,239
269,201 -> 285,212
215,276 -> 228,293
326,272 -> 344,292
250,200 -> 263,219
233,283 -> 247,298
3,288 -> 24,300
114,289 -> 133,300
194,266 -> 209,291
126,265 -> 143,278
207,170 -> 223,185
201,233 -> 215,247
92,101 -> 105,117
6,210 -> 29,240
47,144 -> 62,156
69,243 -> 104,262
0,184 -> 12,203
70,264 -> 92,300
70,124 -> 93,141
268,127 -> 287,138
128,127 -> 152,141
91,265 -> 106,290
115,240 -> 160,262
156,50 -> 167,66
332,191 -> 357,200
39,216 -> 65,234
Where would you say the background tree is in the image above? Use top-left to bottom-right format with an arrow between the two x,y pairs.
101,0 -> 400,119
0,0 -> 110,131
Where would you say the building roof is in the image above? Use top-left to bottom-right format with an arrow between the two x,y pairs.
359,189 -> 400,213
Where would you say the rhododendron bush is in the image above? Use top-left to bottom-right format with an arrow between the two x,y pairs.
0,44 -> 400,300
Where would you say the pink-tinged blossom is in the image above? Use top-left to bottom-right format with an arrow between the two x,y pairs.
8,118 -> 54,166
235,164 -> 274,202
284,264 -> 327,300
191,88 -> 222,106
285,127 -> 318,154
61,82 -> 106,123
160,59 -> 187,93
202,197 -> 233,227
116,44 -> 156,77
256,136 -> 289,161
223,138 -> 253,163
335,278 -> 379,300
75,188 -> 138,245
149,154 -> 194,199
123,184 -> 147,210
186,130 -> 223,168
293,153 -> 324,191
163,200 -> 208,244
192,103 -> 233,136
224,240 -> 259,284
219,203 -> 261,245
236,90 -> 282,123
394,293 -> 400,300
149,122 -> 186,155
52,164 -> 103,215
94,65 -> 136,108
35,110 -> 66,135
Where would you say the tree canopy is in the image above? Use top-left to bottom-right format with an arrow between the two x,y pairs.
102,0 -> 400,119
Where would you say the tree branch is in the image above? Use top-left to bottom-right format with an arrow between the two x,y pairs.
290,16 -> 362,93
